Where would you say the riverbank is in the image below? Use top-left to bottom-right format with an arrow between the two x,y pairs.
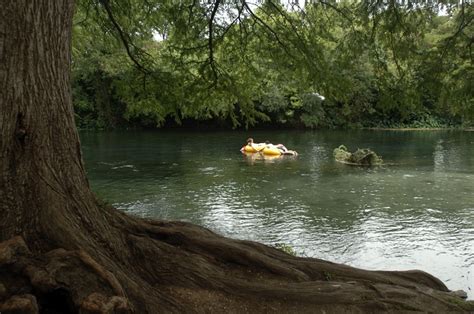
76,117 -> 472,132
364,127 -> 472,131
1,231 -> 474,313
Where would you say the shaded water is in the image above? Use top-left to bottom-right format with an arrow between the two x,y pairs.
81,130 -> 474,298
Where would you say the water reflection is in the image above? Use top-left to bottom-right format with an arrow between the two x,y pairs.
241,152 -> 299,165
81,130 -> 474,298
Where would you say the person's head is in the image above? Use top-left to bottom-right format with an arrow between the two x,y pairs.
246,138 -> 254,144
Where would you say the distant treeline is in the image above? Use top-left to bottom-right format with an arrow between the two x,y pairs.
72,1 -> 473,130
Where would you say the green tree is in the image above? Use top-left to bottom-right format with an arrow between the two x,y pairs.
71,1 -> 473,129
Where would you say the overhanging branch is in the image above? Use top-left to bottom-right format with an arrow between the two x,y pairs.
99,0 -> 151,74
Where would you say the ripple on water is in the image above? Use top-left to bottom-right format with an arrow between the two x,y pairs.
111,164 -> 136,170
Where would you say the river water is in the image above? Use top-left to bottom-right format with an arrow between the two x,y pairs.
81,130 -> 474,298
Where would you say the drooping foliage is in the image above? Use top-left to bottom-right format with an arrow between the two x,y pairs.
72,0 -> 474,129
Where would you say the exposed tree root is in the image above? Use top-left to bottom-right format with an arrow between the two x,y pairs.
0,236 -> 130,313
1,211 -> 473,313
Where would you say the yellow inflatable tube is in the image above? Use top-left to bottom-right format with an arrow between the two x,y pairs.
242,144 -> 266,153
262,147 -> 281,156
241,144 -> 282,156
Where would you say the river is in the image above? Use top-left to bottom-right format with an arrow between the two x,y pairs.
80,129 -> 474,298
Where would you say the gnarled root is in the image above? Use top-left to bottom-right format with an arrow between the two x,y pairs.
0,236 -> 130,313
2,216 -> 474,313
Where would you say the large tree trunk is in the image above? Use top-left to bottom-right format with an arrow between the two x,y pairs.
0,0 -> 98,247
0,1 -> 473,313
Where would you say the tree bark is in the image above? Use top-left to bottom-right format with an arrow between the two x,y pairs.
0,0 -> 94,246
1,1 -> 473,313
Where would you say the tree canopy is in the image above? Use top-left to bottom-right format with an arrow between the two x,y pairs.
71,0 -> 473,129
71,0 -> 474,129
